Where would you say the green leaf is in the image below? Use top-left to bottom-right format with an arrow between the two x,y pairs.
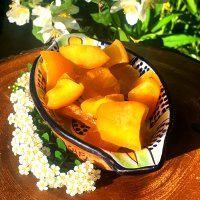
55,150 -> 64,160
32,26 -> 44,43
42,133 -> 50,142
91,9 -> 112,26
56,138 -> 67,152
176,0 -> 183,10
74,159 -> 81,166
154,3 -> 164,17
118,28 -> 129,41
185,0 -> 197,15
141,8 -> 150,32
111,12 -> 122,27
51,3 -> 79,16
139,33 -> 158,41
162,34 -> 200,47
151,14 -> 181,32
27,63 -> 32,71
154,0 -> 168,3
135,20 -> 142,37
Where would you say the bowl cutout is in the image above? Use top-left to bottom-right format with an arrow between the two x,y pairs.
30,33 -> 172,174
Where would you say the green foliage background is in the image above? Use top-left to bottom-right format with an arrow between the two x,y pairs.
30,0 -> 200,60
73,0 -> 200,61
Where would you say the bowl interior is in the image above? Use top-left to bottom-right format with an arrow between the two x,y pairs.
30,33 -> 172,173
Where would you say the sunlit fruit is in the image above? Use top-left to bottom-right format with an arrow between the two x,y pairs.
59,44 -> 110,69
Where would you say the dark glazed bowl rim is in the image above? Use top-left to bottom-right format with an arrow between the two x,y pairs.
30,39 -> 173,175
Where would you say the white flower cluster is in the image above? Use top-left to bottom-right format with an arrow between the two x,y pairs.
8,72 -> 101,196
6,0 -> 168,43
6,0 -> 30,26
6,0 -> 80,43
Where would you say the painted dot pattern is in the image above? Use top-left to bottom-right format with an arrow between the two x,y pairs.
72,120 -> 90,135
148,119 -> 170,150
129,57 -> 150,76
128,55 -> 170,152
150,87 -> 169,127
37,69 -> 46,92
49,41 -> 59,51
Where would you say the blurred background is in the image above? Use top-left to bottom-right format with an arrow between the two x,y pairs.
0,1 -> 199,61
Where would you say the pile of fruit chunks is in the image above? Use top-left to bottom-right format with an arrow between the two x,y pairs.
41,38 -> 161,152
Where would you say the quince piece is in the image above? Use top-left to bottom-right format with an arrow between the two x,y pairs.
40,50 -> 75,91
128,77 -> 160,119
59,44 -> 110,69
132,70 -> 162,88
81,94 -> 124,118
103,39 -> 129,68
110,63 -> 140,95
45,76 -> 84,109
83,127 -> 120,152
56,103 -> 96,128
80,67 -> 120,99
96,101 -> 149,151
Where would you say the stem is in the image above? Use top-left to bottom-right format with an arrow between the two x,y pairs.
98,0 -> 102,12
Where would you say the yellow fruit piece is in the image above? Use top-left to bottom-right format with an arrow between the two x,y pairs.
59,44 -> 110,69
110,63 -> 140,95
81,94 -> 124,118
82,127 -> 120,152
40,50 -> 75,91
59,73 -> 72,80
96,101 -> 149,151
45,76 -> 84,110
132,70 -> 162,88
56,103 -> 96,128
128,77 -> 160,119
103,39 -> 129,68
80,67 -> 120,99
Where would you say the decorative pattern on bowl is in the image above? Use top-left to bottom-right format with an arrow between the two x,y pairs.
30,33 -> 172,174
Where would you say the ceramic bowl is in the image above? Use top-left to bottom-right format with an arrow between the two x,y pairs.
30,33 -> 172,174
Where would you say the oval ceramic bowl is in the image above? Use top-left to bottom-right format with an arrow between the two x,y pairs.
30,33 -> 172,174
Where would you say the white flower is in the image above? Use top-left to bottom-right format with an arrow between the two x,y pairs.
36,179 -> 48,191
111,0 -> 142,25
32,6 -> 52,28
19,164 -> 30,175
64,161 -> 100,196
56,173 -> 68,185
39,21 -> 69,43
50,164 -> 60,176
31,160 -> 50,179
8,113 -> 15,125
6,2 -> 30,26
55,0 -> 62,7
30,133 -> 43,149
8,72 -> 101,196
18,144 -> 30,157
66,186 -> 78,196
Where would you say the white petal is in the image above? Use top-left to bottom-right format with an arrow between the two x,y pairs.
6,5 -> 30,26
33,16 -> 52,27
54,22 -> 66,30
110,2 -> 123,13
32,6 -> 51,17
42,32 -> 52,43
125,12 -> 139,25
55,0 -> 61,7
